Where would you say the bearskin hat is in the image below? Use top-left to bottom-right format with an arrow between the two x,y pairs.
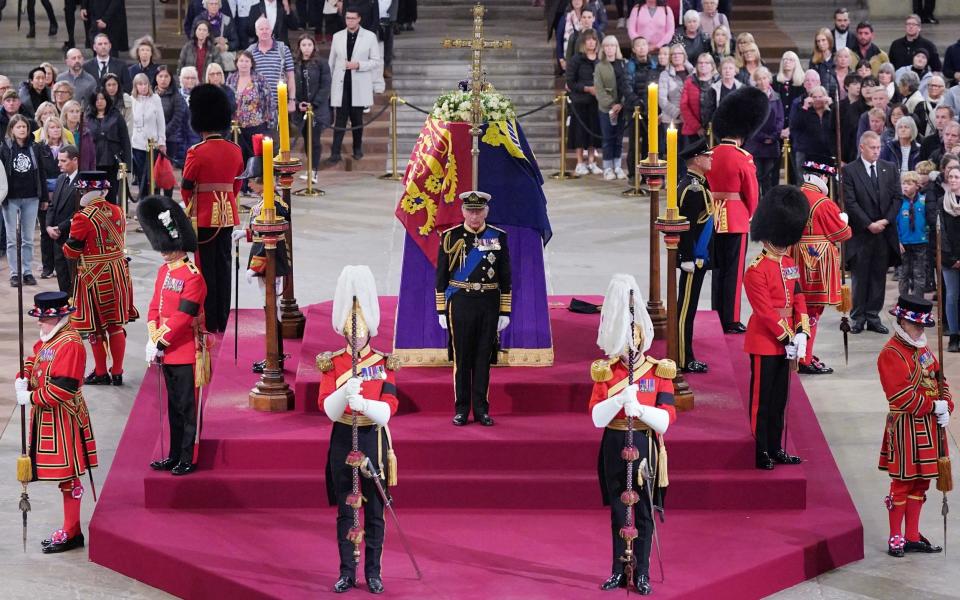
750,185 -> 810,247
137,195 -> 198,253
189,84 -> 233,133
712,86 -> 770,141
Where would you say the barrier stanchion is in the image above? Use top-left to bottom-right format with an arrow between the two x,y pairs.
622,106 -> 643,197
550,93 -> 577,180
176,0 -> 183,35
147,138 -> 157,196
118,163 -> 141,255
781,138 -> 791,185
380,95 -> 403,181
294,106 -> 325,196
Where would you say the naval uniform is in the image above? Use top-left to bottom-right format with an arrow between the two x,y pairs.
676,169 -> 714,367
435,223 -> 511,419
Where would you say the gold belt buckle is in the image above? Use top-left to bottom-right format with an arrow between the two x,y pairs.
472,283 -> 481,291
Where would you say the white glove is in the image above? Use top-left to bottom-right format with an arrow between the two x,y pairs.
614,383 -> 639,407
623,398 -> 644,418
14,377 -> 29,392
231,229 -> 246,242
938,412 -> 950,427
497,316 -> 510,332
933,400 -> 950,415
680,261 -> 695,273
245,269 -> 256,284
839,212 -> 849,224
344,377 -> 362,397
438,315 -> 448,330
348,394 -> 369,414
794,333 -> 808,361
145,341 -> 159,364
784,343 -> 798,361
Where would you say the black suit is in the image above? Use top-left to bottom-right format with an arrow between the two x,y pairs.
841,158 -> 901,326
246,0 -> 289,44
82,57 -> 132,93
46,172 -> 79,295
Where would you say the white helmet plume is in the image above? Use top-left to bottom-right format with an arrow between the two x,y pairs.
597,274 -> 654,358
331,265 -> 380,337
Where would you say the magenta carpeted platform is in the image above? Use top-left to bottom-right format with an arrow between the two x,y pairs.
89,297 -> 863,599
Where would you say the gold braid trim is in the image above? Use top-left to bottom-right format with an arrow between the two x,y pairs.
591,359 -> 613,382
443,233 -> 467,272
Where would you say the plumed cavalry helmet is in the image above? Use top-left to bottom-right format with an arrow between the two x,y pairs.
597,274 -> 654,359
189,83 -> 233,134
711,86 -> 770,141
332,265 -> 380,343
137,195 -> 198,253
750,185 -> 811,248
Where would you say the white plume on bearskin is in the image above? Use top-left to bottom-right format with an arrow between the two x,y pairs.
332,265 -> 380,337
597,274 -> 654,358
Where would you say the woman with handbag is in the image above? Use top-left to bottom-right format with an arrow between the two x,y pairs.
85,89 -> 131,205
130,74 -> 166,200
293,34 -> 331,180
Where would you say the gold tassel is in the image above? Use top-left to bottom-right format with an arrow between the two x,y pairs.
195,347 -> 211,387
386,449 -> 398,487
838,284 -> 852,314
16,454 -> 32,483
937,456 -> 953,493
657,440 -> 669,488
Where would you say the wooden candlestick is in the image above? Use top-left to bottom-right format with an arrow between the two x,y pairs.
637,155 -> 668,340
274,156 -> 306,339
656,209 -> 694,411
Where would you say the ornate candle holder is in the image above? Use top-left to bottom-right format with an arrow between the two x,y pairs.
637,154 -> 668,340
274,155 -> 306,339
655,209 -> 694,411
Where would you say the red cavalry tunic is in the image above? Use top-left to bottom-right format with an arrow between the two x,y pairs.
588,357 -> 678,424
147,257 -> 207,365
743,247 -> 811,355
878,335 -> 953,480
180,136 -> 244,229
790,184 -> 853,306
317,347 -> 400,420
23,324 -> 98,482
705,139 -> 759,234
62,197 -> 139,333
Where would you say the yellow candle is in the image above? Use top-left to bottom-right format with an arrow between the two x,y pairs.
277,82 -> 290,154
262,136 -> 275,215
647,83 -> 659,157
666,124 -> 678,210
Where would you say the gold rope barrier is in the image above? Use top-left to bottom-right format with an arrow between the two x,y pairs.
147,138 -> 157,196
294,105 -> 325,196
622,106 -> 643,197
781,138 -> 791,185
550,92 -> 575,180
379,95 -> 403,181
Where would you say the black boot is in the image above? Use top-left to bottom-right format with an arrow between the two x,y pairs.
755,451 -> 775,470
600,573 -> 627,590
773,449 -> 802,464
633,573 -> 653,595
27,25 -> 37,38
949,334 -> 959,353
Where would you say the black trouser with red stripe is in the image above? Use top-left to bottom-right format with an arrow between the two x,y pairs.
677,265 -> 707,367
197,227 -> 232,333
749,354 -> 790,459
162,363 -> 197,465
711,233 -> 746,327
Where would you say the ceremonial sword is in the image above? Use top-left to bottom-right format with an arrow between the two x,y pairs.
640,458 -> 665,583
360,456 -> 423,579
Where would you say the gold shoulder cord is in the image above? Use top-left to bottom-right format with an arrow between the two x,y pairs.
443,233 -> 467,272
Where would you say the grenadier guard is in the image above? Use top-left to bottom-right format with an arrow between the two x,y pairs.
435,191 -> 512,427
676,137 -> 714,373
792,158 -> 853,375
706,86 -> 768,334
138,195 -> 208,477
590,274 -> 676,595
744,186 -> 811,470
879,295 -> 952,557
14,291 -> 98,554
317,266 -> 398,595
61,171 -> 139,386
180,83 -> 245,334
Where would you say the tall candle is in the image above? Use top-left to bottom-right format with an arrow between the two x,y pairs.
262,136 -> 275,214
647,83 -> 659,157
277,82 -> 290,153
666,124 -> 678,210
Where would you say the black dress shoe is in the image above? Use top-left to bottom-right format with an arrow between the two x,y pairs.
600,572 -> 627,590
634,573 -> 652,595
150,457 -> 177,471
867,322 -> 889,335
84,372 -> 111,385
755,452 -> 775,470
798,359 -> 833,375
26,27 -> 37,39
40,270 -> 55,279
49,22 -> 58,36
42,531 -> 84,553
171,462 -> 196,476
252,357 -> 285,373
850,322 -> 864,334
723,322 -> 747,334
452,413 -> 468,426
10,275 -> 20,287
904,535 -> 942,553
111,373 -> 123,386
353,151 -> 364,161
683,359 -> 708,373
333,576 -> 355,593
773,449 -> 802,464
888,535 -> 905,557
366,577 -> 384,594
477,414 -> 495,426
326,155 -> 342,165
23,274 -> 37,285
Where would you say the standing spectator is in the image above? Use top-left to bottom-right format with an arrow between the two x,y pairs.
913,0 -> 938,25
566,28 -> 603,176
246,0 -> 293,43
45,145 -> 79,294
293,35 -> 331,178
627,0 -> 674,51
774,51 -> 804,139
912,75 -> 945,139
179,20 -> 224,77
855,59 -> 873,80
886,104 -> 909,146
233,0 -> 256,50
944,38 -> 960,88
711,56 -> 741,109
940,166 -> 960,351
698,0 -> 727,37
594,35 -> 627,181
0,91 -> 37,136
877,63 -> 898,105
205,63 -> 235,112
327,9 -> 381,163
888,14 -> 941,72
831,48 -> 854,101
18,67 -> 52,118
659,44 -> 691,138
623,36 -> 661,181
51,81 -> 75,112
679,11 -> 708,65
175,67 -> 202,167
895,50 -> 933,97
377,0 -> 398,78
83,34 -> 132,93
709,24 -> 731,66
841,131 -> 901,334
320,0 -> 345,44
898,71 -> 923,114
58,48 -> 98,107
36,116 -> 65,279
182,0 -> 234,38
855,85 -> 889,144
680,52 -> 716,142
82,0 -> 129,53
919,106 -> 954,162
583,0 -> 606,35
563,6 -> 594,67
248,16 -> 296,139
809,28 -> 834,75
881,116 -> 921,173
397,0 -> 415,31
838,75 -> 866,164
101,73 -> 133,130
734,33 -> 756,66
736,42 -> 763,86
853,22 -> 889,77
128,36 -> 162,87
792,85 -> 836,168
85,89 -> 130,204
25,0 -> 58,39
746,67 -> 784,195
155,67 -> 185,193
129,73 -> 166,199
895,170 -> 930,298
1,114 -> 48,286
192,0 -> 240,51
0,76 -> 11,98
60,100 -> 96,169
31,102 -> 64,144
831,7 -> 857,52
227,50 -> 272,171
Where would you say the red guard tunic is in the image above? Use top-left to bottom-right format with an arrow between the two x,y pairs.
705,139 -> 759,234
146,257 -> 207,364
23,324 -> 98,482
878,335 -> 953,480
791,183 -> 853,306
744,247 -> 811,356
180,136 -> 244,229
62,197 -> 139,333
317,347 -> 400,429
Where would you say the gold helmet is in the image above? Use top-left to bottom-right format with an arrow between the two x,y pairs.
331,265 -> 380,343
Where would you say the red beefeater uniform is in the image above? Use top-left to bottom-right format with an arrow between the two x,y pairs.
317,346 -> 399,581
744,246 -> 810,461
877,334 -> 953,551
706,139 -> 760,327
589,356 -> 676,581
63,196 -> 139,378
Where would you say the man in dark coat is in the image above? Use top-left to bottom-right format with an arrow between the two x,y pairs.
45,145 -> 80,296
245,0 -> 291,44
840,130 -> 901,334
82,33 -> 132,93
81,0 -> 129,53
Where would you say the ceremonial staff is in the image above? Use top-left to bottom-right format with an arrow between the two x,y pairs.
15,215 -> 32,552
934,218 -> 952,554
833,87 -> 851,364
619,289 -> 641,588
344,300 -> 365,564
234,237 -> 239,365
